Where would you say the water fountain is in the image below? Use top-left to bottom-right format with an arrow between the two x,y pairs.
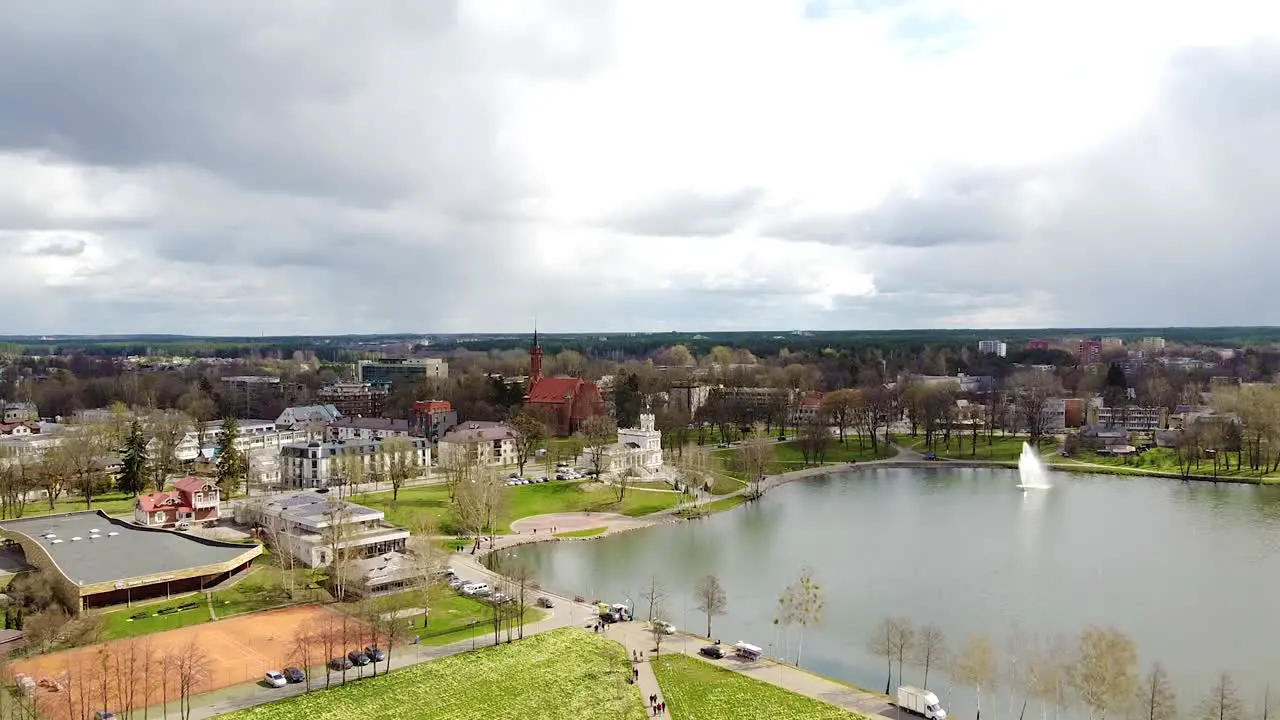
1016,442 -> 1052,490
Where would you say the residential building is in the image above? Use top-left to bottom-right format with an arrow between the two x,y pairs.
667,382 -> 712,417
279,437 -> 430,489
357,358 -> 448,386
1141,336 -> 1167,350
600,413 -> 663,475
977,340 -> 1007,357
411,400 -> 459,441
316,382 -> 389,418
714,386 -> 798,412
438,421 -> 518,467
0,426 -> 66,462
234,490 -> 409,568
349,551 -> 429,597
220,375 -> 287,418
1091,404 -> 1166,432
133,477 -> 221,528
327,417 -> 414,441
522,331 -> 605,435
1076,340 -> 1103,364
790,392 -> 825,425
1101,337 -> 1125,348
2,403 -> 37,423
1025,339 -> 1052,351
275,404 -> 341,431
1041,398 -> 1068,433
0,422 -> 37,437
160,420 -> 309,463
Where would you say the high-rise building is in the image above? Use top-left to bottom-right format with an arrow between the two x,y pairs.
1076,340 -> 1103,364
977,340 -> 1007,357
317,382 -> 389,418
357,358 -> 448,386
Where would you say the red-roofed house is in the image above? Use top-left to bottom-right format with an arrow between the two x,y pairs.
522,331 -> 605,436
133,477 -> 221,528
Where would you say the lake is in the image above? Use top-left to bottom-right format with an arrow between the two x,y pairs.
500,467 -> 1280,715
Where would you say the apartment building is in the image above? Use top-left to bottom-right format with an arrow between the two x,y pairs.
1091,404 -> 1166,432
357,358 -> 448,385
280,437 -> 430,489
977,340 -> 1007,357
326,417 -> 414,442
161,420 -> 309,462
316,382 -> 389,418
437,421 -> 518,467
234,490 -> 409,568
411,400 -> 459,441
1076,340 -> 1103,364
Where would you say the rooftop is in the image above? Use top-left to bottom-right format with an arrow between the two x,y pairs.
258,490 -> 384,528
440,421 -> 516,444
0,511 -> 258,586
330,417 -> 412,432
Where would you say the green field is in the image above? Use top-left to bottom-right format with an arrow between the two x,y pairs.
5,490 -> 139,522
213,628 -> 646,720
773,439 -> 896,466
907,434 -> 1042,461
554,527 -> 607,538
675,495 -> 745,519
1060,447 -> 1280,481
652,654 -> 860,720
99,596 -> 213,640
357,585 -> 548,646
352,480 -> 683,535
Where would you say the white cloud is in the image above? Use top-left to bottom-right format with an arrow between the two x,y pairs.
1,0 -> 1279,333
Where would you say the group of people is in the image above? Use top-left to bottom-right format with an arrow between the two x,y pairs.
648,694 -> 666,715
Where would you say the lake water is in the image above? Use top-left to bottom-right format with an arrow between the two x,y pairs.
501,468 -> 1280,715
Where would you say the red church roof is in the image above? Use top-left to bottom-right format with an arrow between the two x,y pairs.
526,376 -> 590,403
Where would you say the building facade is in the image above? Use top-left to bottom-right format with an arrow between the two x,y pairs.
235,490 -> 409,568
411,400 -> 459,441
2,403 -> 38,423
522,332 -> 605,435
275,404 -> 341,430
357,358 -> 448,386
600,413 -> 663,475
437,422 -> 518,467
280,437 -> 430,489
327,417 -> 414,441
159,420 -> 309,463
133,477 -> 221,528
316,382 -> 389,418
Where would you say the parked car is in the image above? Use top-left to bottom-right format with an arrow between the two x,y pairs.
263,671 -> 287,688
94,712 -> 117,720
653,620 -> 676,635
329,656 -> 353,671
536,596 -> 555,608
348,650 -> 370,666
555,474 -> 567,480
699,645 -> 726,659
924,452 -> 938,461
488,592 -> 511,605
364,646 -> 386,662
447,577 -> 466,589
461,582 -> 489,596
283,667 -> 305,683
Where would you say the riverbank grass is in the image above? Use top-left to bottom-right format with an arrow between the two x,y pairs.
212,628 -> 646,720
555,527 -> 607,538
652,654 -> 861,719
774,439 -> 896,466
906,434 -> 1042,461
1059,448 -> 1280,481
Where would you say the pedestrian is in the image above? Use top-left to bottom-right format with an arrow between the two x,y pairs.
660,701 -> 665,713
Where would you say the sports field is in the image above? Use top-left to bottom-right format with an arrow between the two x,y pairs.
12,605 -> 362,720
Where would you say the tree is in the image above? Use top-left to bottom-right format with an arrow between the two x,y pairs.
289,626 -> 316,693
59,423 -> 106,509
613,372 -> 644,429
173,638 -> 210,720
1196,674 -> 1245,720
580,415 -> 616,479
453,465 -> 506,548
381,436 -> 418,501
117,419 -> 150,496
439,440 -> 480,502
641,574 -> 668,625
650,598 -> 669,656
780,566 -> 823,667
869,618 -> 897,694
1135,662 -> 1177,720
822,389 -> 859,444
798,417 -> 829,465
1069,626 -> 1138,720
952,633 -> 998,720
731,438 -> 776,498
893,618 -> 916,695
148,411 -> 188,491
914,622 -> 948,689
1008,371 -> 1063,446
510,410 -> 547,476
214,417 -> 243,498
693,574 -> 728,638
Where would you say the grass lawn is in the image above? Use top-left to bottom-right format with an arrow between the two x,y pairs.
99,596 -> 212,640
774,439 -> 896,467
351,584 -> 548,646
211,565 -> 329,620
675,495 -> 745,519
652,654 -> 859,720
907,434 -> 1044,461
555,527 -> 606,538
1059,447 -> 1280,481
18,490 -> 139,520
212,627 -> 646,720
352,481 -> 683,535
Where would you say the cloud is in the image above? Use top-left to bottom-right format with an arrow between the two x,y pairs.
0,1 -> 1278,334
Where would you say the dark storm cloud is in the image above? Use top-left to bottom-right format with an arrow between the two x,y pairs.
603,187 -> 767,237
26,235 -> 87,257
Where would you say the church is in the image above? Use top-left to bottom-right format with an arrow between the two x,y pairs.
523,331 -> 605,436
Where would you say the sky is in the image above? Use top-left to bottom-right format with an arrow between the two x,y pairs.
2,0 -> 1280,335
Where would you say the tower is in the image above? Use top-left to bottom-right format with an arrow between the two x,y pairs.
529,322 -> 543,384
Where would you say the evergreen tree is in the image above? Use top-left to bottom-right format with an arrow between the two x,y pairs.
215,417 -> 244,498
117,419 -> 151,496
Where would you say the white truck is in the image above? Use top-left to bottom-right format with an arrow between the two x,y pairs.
897,686 -> 947,720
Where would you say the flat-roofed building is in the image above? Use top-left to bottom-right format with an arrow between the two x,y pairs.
357,358 -> 448,386
235,490 -> 408,569
317,383 -> 389,418
280,437 -> 430,489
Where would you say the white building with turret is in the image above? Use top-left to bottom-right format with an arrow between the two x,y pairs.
601,413 -> 663,475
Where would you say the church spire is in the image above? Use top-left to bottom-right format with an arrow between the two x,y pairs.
529,317 -> 543,384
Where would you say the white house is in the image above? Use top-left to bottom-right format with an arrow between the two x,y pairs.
280,437 -> 430,489
234,490 -> 409,568
437,421 -> 518,467
600,413 -> 663,475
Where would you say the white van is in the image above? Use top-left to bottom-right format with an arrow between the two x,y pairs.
461,582 -> 489,596
732,641 -> 762,660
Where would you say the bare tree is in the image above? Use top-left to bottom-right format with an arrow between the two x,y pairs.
407,516 -> 443,631
952,633 -> 998,720
321,496 -> 355,601
1069,626 -> 1138,720
61,422 -> 107,509
1135,662 -> 1178,720
798,416 -> 830,466
650,598 -> 669,656
1197,674 -> 1246,720
731,438 -> 776,498
641,574 -> 668,625
141,637 -> 158,720
439,440 -> 480,502
320,616 -> 340,690
914,622 -> 948,689
821,389 -> 859,444
693,574 -> 728,638
380,435 -> 418,501
780,566 -> 823,667
510,410 -> 547,476
893,618 -> 916,694
148,411 -> 189,492
453,465 -> 505,548
174,639 -> 210,720
869,618 -> 897,694
1007,371 -> 1063,447
289,626 -> 316,693
580,415 -> 616,479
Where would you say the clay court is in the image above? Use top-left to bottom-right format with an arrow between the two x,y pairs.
12,604 -> 367,719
